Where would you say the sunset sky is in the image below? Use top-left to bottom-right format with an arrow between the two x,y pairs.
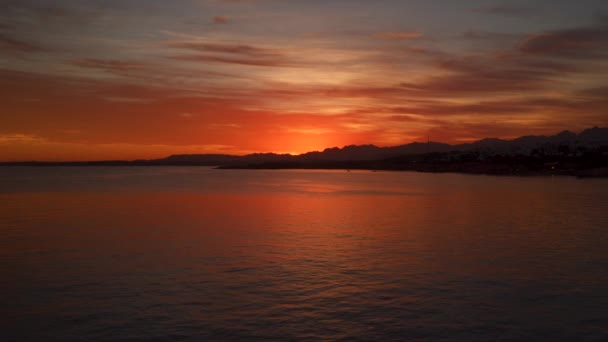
1,0 -> 608,161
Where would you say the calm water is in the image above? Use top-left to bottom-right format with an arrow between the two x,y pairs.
1,167 -> 608,341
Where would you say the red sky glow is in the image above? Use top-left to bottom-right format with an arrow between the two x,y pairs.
1,0 -> 607,161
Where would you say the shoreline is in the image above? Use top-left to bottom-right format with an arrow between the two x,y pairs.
2,162 -> 607,178
216,164 -> 608,178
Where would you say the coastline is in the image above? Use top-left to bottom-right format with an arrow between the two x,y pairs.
216,163 -> 608,178
2,155 -> 607,178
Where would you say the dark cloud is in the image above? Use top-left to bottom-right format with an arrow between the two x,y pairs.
400,66 -> 551,96
472,5 -> 538,17
0,2 -> 99,28
169,54 -> 298,68
461,30 -> 522,46
167,41 -> 298,67
256,85 -> 406,100
519,27 -> 608,58
434,53 -> 580,76
68,57 -> 240,86
400,52 -> 589,97
168,41 -> 281,57
245,18 -> 606,110
373,31 -> 422,40
217,0 -> 263,3
463,30 -> 512,40
384,96 -> 584,117
70,59 -> 147,73
369,92 -> 608,141
213,15 -> 229,24
515,59 -> 581,73
0,32 -> 46,54
255,53 -> 574,100
595,11 -> 608,24
578,86 -> 608,99
402,22 -> 608,98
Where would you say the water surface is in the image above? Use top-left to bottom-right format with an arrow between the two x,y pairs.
1,167 -> 608,340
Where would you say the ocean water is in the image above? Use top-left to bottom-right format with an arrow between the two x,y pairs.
1,167 -> 608,341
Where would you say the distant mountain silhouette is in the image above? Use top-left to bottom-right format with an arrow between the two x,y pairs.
293,142 -> 453,162
213,127 -> 608,177
152,126 -> 607,165
160,154 -> 242,165
2,127 -> 606,174
579,127 -> 608,143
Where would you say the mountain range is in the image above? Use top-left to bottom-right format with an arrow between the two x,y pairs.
2,127 -> 606,171
154,127 -> 608,166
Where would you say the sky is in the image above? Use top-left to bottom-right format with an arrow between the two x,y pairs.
1,0 -> 608,161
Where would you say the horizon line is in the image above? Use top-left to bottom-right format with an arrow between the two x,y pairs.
1,126 -> 604,163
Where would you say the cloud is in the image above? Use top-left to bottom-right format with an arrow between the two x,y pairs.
0,33 -> 46,54
578,86 -> 608,99
255,56 -> 565,100
255,85 -> 404,100
0,133 -> 45,143
69,59 -> 155,80
213,15 -> 229,24
374,31 -> 422,40
403,61 -> 587,99
399,69 -> 549,96
461,30 -> 521,43
1,2 -> 100,30
434,53 -> 579,75
286,128 -> 334,135
408,22 -> 607,102
167,41 -> 300,67
170,54 -> 298,67
213,0 -> 265,4
103,96 -> 154,104
0,68 -> 193,108
519,26 -> 608,58
3,2 -> 608,156
70,58 -> 147,72
167,41 -> 281,57
596,12 -> 608,25
210,123 -> 241,128
384,96 -> 583,117
472,5 -> 538,17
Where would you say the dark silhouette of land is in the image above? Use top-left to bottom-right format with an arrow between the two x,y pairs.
2,127 -> 607,177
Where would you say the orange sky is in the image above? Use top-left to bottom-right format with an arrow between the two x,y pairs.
1,0 -> 608,161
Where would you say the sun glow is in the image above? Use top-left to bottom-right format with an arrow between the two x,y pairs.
276,133 -> 335,155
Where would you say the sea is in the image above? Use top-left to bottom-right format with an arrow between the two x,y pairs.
1,166 -> 607,341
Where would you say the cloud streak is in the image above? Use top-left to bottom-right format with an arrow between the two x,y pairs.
70,59 -> 147,73
167,41 -> 281,57
519,26 -> 608,58
167,41 -> 302,67
169,54 -> 299,67
0,133 -> 45,143
472,5 -> 538,17
374,31 -> 422,40
0,33 -> 46,54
